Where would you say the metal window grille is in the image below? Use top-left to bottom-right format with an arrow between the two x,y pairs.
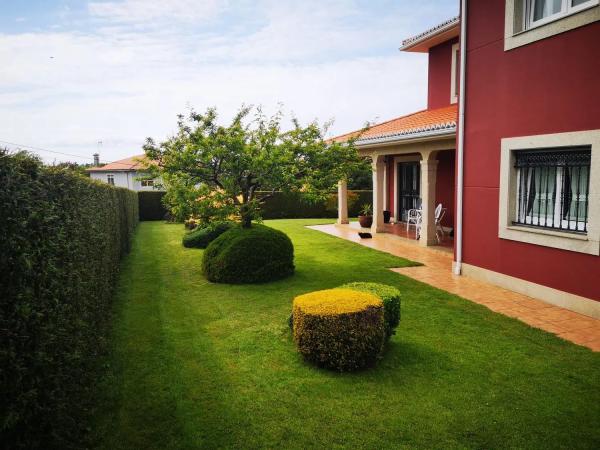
514,147 -> 591,233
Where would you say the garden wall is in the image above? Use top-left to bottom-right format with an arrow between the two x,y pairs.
258,190 -> 372,219
0,151 -> 139,449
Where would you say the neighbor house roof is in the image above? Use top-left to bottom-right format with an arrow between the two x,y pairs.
400,16 -> 460,53
331,104 -> 457,147
87,154 -> 154,172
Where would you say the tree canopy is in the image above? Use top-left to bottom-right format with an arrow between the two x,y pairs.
144,106 -> 366,226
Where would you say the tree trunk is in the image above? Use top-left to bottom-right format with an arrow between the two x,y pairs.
240,203 -> 252,228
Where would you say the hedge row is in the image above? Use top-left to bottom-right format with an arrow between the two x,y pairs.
258,190 -> 372,219
0,151 -> 139,449
138,190 -> 167,221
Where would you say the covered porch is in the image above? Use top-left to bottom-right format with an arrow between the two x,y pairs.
333,105 -> 458,249
338,142 -> 456,249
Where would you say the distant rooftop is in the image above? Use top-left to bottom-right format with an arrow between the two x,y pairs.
400,16 -> 460,53
87,154 -> 154,172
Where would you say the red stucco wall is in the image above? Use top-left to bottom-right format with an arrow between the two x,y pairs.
428,37 -> 458,110
435,150 -> 455,229
462,0 -> 600,300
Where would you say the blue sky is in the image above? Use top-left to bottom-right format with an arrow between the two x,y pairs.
1,0 -> 457,164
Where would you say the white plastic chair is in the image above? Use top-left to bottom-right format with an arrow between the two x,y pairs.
414,203 -> 446,242
434,203 -> 446,243
406,199 -> 422,237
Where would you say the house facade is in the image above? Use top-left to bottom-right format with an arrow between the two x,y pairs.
87,154 -> 162,192
335,1 -> 600,318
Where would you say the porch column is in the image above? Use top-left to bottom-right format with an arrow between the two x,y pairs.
383,158 -> 388,211
419,151 -> 439,246
337,179 -> 349,224
372,154 -> 386,233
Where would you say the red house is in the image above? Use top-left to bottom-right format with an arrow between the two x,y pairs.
334,1 -> 600,319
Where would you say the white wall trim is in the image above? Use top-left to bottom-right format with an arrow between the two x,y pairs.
504,0 -> 600,51
462,263 -> 600,319
499,130 -> 600,255
450,42 -> 459,104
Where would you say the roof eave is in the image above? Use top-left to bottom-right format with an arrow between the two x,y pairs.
356,126 -> 456,150
400,19 -> 460,53
86,168 -> 138,172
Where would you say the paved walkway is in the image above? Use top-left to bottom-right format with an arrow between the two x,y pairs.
308,222 -> 600,351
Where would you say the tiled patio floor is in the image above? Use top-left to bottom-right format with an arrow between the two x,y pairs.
308,222 -> 600,351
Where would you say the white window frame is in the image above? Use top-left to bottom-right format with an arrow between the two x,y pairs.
526,0 -> 599,30
107,174 -> 115,185
141,179 -> 154,187
504,0 -> 600,51
499,130 -> 600,255
450,42 -> 459,104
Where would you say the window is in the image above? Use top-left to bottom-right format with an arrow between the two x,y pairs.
525,0 -> 598,30
450,43 -> 459,104
107,174 -> 115,185
141,179 -> 154,187
514,148 -> 590,233
505,0 -> 600,50
499,130 -> 600,255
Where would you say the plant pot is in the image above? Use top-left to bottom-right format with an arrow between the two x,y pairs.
383,210 -> 391,223
358,215 -> 373,228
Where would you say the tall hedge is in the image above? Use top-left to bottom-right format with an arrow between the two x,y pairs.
258,190 -> 372,219
0,151 -> 138,449
138,190 -> 167,221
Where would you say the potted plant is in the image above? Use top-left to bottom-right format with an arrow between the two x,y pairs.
358,203 -> 373,228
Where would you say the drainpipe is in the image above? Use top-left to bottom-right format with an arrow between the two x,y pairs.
454,0 -> 467,275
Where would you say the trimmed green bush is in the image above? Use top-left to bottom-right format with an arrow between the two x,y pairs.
138,190 -> 167,221
182,221 -> 235,248
340,282 -> 401,340
293,288 -> 385,371
0,151 -> 138,449
202,224 -> 294,283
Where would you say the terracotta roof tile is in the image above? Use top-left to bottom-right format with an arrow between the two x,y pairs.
87,154 -> 155,171
331,104 -> 457,144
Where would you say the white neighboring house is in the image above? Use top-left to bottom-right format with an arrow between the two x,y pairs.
87,154 -> 163,191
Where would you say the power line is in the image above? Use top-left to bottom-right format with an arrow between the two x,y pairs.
0,139 -> 95,161
0,139 -> 146,168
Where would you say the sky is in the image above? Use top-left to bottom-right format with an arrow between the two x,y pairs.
1,0 -> 458,165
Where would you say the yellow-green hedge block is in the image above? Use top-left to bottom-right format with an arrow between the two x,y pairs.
293,288 -> 385,371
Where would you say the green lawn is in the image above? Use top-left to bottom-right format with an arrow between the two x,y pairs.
92,220 -> 600,449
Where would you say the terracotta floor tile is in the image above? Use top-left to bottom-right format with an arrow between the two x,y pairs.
552,317 -> 599,332
308,223 -> 600,352
557,330 -> 597,345
585,338 -> 600,351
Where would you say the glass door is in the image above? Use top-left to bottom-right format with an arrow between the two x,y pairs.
397,162 -> 420,222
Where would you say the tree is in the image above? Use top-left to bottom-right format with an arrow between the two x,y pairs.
144,106 -> 365,227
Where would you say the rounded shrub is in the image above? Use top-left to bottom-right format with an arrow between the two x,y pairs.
293,288 -> 385,371
182,221 -> 235,248
340,282 -> 400,340
202,224 -> 294,283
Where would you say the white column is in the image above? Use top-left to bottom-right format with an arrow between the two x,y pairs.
337,180 -> 349,225
372,155 -> 386,233
383,158 -> 388,211
419,152 -> 439,246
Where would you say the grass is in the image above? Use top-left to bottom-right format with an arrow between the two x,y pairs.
92,219 -> 600,449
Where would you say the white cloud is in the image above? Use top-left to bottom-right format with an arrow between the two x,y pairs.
0,0 -> 454,164
88,0 -> 228,23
